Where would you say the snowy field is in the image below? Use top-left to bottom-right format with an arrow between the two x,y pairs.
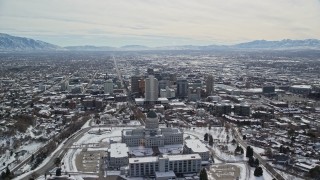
185,127 -> 275,180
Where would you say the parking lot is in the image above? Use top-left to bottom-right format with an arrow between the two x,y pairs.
208,164 -> 240,180
76,150 -> 104,173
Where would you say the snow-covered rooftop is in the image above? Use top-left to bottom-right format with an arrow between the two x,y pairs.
108,143 -> 128,158
155,171 -> 176,178
163,153 -> 201,161
129,156 -> 158,164
185,139 -> 209,153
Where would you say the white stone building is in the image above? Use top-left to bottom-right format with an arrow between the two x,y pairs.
129,154 -> 201,178
107,143 -> 129,168
122,111 -> 183,147
184,139 -> 210,161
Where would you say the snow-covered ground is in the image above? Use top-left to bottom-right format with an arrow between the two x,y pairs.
275,169 -> 304,180
185,127 -> 276,180
14,138 -> 68,180
0,141 -> 44,173
251,146 -> 265,155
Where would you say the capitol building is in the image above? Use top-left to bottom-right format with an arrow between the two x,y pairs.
106,110 -> 209,178
121,111 -> 184,147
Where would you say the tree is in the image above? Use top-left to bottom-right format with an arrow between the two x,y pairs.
65,101 -> 69,107
54,157 -> 61,167
231,139 -> 236,145
5,166 -> 10,177
56,168 -> 62,176
243,135 -> 247,140
255,158 -> 260,167
265,148 -> 273,158
200,168 -> 208,180
209,135 -> 214,146
246,146 -> 253,157
204,133 -> 209,141
240,147 -> 244,154
31,154 -> 35,162
308,166 -> 320,179
287,128 -> 295,138
254,166 -> 263,177
248,156 -> 255,167
279,145 -> 283,153
1,171 -> 5,179
235,145 -> 244,155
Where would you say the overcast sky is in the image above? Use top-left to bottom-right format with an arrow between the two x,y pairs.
0,0 -> 320,47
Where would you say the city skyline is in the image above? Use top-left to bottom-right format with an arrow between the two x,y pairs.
1,0 -> 320,47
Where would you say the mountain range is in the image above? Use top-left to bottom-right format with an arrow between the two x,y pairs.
1,33 -> 320,51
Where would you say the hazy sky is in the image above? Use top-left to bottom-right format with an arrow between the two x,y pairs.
0,0 -> 320,47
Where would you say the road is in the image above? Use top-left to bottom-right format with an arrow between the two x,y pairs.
14,126 -> 92,180
233,127 -> 286,180
113,56 -> 146,126
113,56 -> 125,93
83,70 -> 98,94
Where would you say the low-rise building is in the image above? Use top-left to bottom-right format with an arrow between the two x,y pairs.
129,154 -> 201,177
107,143 -> 129,169
184,139 -> 210,161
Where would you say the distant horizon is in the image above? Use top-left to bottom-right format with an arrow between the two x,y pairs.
2,32 -> 320,48
1,0 -> 319,47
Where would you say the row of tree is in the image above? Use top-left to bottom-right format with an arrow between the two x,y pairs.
204,133 -> 214,146
246,146 -> 263,177
0,167 -> 14,180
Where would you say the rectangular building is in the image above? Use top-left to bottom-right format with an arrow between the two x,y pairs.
129,154 -> 201,177
107,143 -> 129,168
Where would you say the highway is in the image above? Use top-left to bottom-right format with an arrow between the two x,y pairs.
14,126 -> 91,180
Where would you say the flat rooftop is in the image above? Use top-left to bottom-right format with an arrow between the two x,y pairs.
163,154 -> 201,161
108,143 -> 128,158
185,139 -> 209,153
155,171 -> 176,178
129,156 -> 158,164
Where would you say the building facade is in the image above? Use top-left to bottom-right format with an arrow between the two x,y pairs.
145,75 -> 159,102
131,75 -> 141,94
107,143 -> 129,168
184,139 -> 210,161
104,79 -> 114,94
206,75 -> 214,96
176,78 -> 188,98
129,154 -> 201,177
122,111 -> 183,147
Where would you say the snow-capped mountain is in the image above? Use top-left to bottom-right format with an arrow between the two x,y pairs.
0,33 -> 63,51
233,39 -> 320,49
1,33 -> 320,51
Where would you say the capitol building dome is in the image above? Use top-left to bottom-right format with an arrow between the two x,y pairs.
145,110 -> 159,129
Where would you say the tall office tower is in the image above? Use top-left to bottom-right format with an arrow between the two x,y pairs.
176,78 -> 188,98
131,75 -> 141,94
206,75 -> 214,96
145,75 -> 159,101
104,79 -> 114,94
138,79 -> 145,97
60,79 -> 69,91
